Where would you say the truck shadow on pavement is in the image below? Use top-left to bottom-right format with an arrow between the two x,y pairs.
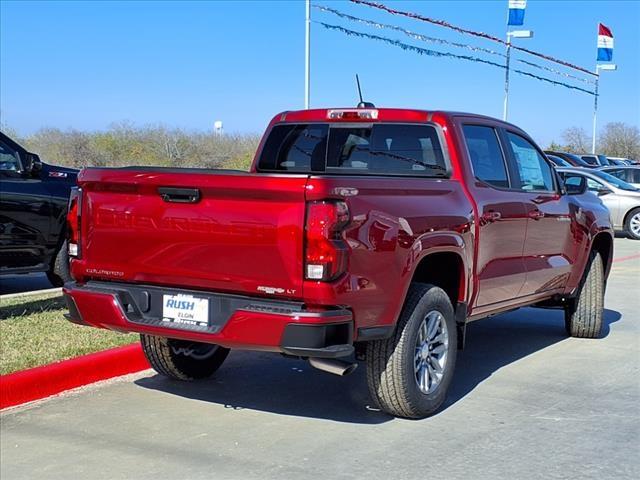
135,307 -> 621,424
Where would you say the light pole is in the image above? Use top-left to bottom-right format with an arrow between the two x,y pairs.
503,29 -> 533,121
304,0 -> 310,109
591,63 -> 617,154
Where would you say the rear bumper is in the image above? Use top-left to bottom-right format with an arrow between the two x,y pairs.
63,281 -> 354,358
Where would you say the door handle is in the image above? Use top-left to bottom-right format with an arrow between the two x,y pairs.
481,211 -> 502,224
158,187 -> 201,203
528,209 -> 545,220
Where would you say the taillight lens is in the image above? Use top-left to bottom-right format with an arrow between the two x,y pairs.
305,201 -> 350,281
67,187 -> 81,257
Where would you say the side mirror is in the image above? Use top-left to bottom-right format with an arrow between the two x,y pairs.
555,172 -> 568,195
597,187 -> 612,196
566,182 -> 586,195
22,153 -> 42,176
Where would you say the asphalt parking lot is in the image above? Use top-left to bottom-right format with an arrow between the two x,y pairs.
1,238 -> 639,480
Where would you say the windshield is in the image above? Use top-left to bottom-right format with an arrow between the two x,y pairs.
590,170 -> 639,191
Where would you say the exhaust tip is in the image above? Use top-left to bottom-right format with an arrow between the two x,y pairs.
309,357 -> 358,376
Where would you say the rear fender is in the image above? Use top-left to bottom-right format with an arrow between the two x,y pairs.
392,232 -> 471,318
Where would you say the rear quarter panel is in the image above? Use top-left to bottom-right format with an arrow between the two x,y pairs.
304,176 -> 474,331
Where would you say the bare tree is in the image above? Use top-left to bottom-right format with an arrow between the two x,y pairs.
561,127 -> 591,154
599,122 -> 640,160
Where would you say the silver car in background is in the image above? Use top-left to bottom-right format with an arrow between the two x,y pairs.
599,166 -> 640,188
557,167 -> 640,240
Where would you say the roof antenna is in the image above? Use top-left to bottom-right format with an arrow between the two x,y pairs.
355,74 -> 375,108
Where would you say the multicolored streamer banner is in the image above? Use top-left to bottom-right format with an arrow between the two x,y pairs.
313,4 -> 596,87
313,4 -> 506,58
315,21 -> 596,96
349,0 -> 597,77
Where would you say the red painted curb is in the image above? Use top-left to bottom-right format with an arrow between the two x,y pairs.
0,343 -> 149,409
612,253 -> 640,263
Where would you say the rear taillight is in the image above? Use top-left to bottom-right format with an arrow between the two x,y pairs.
305,201 -> 350,281
67,187 -> 81,257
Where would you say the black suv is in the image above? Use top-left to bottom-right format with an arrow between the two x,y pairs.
0,132 -> 78,286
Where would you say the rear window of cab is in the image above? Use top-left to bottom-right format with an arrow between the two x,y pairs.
257,123 -> 448,177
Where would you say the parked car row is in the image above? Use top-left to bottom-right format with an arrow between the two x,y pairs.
543,150 -> 640,240
556,168 -> 640,240
545,150 -> 637,169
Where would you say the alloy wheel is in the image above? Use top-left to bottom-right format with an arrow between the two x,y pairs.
414,310 -> 449,394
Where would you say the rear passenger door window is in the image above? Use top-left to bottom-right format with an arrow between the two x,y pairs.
462,125 -> 510,189
505,132 -> 555,192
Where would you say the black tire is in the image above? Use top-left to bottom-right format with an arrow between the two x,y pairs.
624,208 -> 640,240
46,240 -> 72,287
140,334 -> 230,380
564,251 -> 604,338
366,283 -> 458,419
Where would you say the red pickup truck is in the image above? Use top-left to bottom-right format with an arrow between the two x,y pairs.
63,107 -> 613,418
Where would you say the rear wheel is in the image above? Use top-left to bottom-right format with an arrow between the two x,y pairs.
625,208 -> 640,240
140,334 -> 230,380
47,240 -> 72,287
365,283 -> 457,419
564,251 -> 604,338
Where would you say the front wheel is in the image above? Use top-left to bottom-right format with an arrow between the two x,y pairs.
366,283 -> 457,419
140,335 -> 230,380
564,251 -> 604,338
625,208 -> 640,240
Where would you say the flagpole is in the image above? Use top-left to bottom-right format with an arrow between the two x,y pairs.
592,69 -> 599,154
503,2 -> 532,122
503,35 -> 511,121
502,5 -> 511,122
304,0 -> 311,109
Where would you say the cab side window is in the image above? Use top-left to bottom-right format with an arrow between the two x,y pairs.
0,140 -> 22,172
505,132 -> 554,192
462,125 -> 510,188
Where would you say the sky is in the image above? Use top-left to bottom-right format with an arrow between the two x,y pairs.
1,0 -> 639,147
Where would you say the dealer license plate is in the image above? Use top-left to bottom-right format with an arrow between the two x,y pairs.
162,294 -> 209,328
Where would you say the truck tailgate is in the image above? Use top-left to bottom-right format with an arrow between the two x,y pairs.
75,168 -> 309,299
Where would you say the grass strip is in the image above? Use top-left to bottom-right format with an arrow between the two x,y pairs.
0,292 -> 137,375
